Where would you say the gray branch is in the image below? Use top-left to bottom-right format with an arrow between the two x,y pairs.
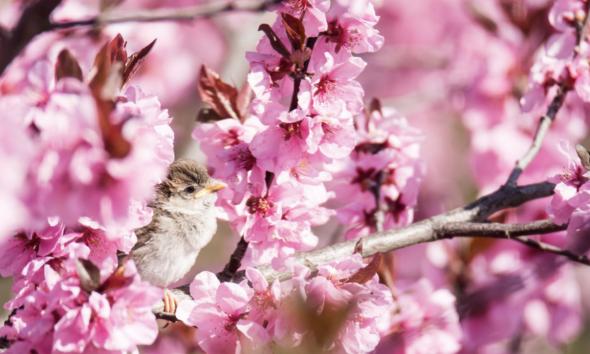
257,183 -> 558,281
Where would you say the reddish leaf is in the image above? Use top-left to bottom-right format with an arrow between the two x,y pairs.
90,35 -> 126,94
108,33 -> 127,64
345,253 -> 383,284
281,13 -> 306,50
95,96 -> 131,158
236,82 -> 253,119
89,36 -> 132,159
198,65 -> 241,120
258,24 -> 291,58
122,39 -> 156,87
55,49 -> 83,81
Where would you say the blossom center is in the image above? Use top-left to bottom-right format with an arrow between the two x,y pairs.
246,196 -> 274,216
280,121 -> 303,140
562,164 -> 589,190
230,145 -> 256,171
315,75 -> 336,97
286,0 -> 311,13
223,129 -> 241,146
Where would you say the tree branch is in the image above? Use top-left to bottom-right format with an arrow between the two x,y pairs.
437,220 -> 565,238
257,182 -> 556,281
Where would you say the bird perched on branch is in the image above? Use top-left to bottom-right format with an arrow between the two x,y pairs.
130,159 -> 224,314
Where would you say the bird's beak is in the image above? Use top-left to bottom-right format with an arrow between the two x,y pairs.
194,182 -> 225,199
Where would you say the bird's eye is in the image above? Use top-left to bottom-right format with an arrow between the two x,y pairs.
184,186 -> 196,194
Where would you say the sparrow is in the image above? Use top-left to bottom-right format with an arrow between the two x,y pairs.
130,159 -> 224,313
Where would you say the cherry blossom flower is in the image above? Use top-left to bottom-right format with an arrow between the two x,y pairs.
381,279 -> 462,354
0,54 -> 174,235
176,271 -> 270,354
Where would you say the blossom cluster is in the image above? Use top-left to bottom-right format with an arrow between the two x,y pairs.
352,0 -> 590,351
194,0 -> 424,266
328,105 -> 424,239
0,37 -> 174,352
175,254 -> 463,354
188,1 -> 439,353
0,44 -> 174,237
2,0 -> 590,353
522,0 -> 590,111
547,142 -> 590,233
0,221 -> 162,354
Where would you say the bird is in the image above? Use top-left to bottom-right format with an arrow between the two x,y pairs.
130,159 -> 224,313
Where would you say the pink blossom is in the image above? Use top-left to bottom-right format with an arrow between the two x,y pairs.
380,279 -> 462,354
302,40 -> 366,116
547,141 -> 590,225
0,57 -> 174,235
177,271 -> 270,354
4,256 -> 161,354
324,0 -> 384,54
328,107 -> 424,238
282,0 -> 330,37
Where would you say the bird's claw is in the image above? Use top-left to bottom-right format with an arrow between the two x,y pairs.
163,289 -> 177,315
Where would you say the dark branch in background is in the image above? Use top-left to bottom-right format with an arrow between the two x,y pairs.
511,236 -> 590,266
0,0 -> 282,76
50,0 -> 283,29
217,237 -> 249,282
0,0 -> 62,75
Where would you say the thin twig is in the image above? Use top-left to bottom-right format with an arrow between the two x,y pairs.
371,170 -> 386,233
289,37 -> 317,111
155,312 -> 178,322
504,85 -> 568,186
511,237 -> 590,266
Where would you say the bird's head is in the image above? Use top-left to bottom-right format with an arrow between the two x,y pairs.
155,159 -> 224,214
